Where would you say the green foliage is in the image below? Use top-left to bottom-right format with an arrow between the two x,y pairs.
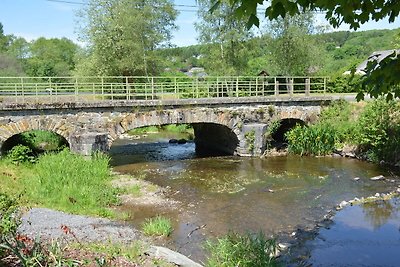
318,99 -> 358,143
356,99 -> 400,163
0,193 -> 19,237
205,231 -> 279,267
23,149 -> 119,217
327,75 -> 361,93
245,130 -> 256,153
268,12 -> 323,76
286,123 -> 337,156
142,216 -> 173,237
20,130 -> 68,152
26,37 -> 78,77
196,0 -> 252,75
1,236 -> 81,267
7,145 -> 36,165
77,0 -> 177,76
217,0 -> 400,31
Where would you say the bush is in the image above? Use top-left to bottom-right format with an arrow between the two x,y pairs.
205,231 -> 279,267
327,75 -> 362,93
7,145 -> 36,165
356,99 -> 400,163
0,193 -> 19,237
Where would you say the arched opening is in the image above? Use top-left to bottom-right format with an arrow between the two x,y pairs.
271,118 -> 305,148
192,123 -> 239,156
109,123 -> 239,165
0,130 -> 69,156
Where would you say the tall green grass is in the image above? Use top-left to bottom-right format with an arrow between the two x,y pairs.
0,148 -> 120,218
205,231 -> 279,267
286,123 -> 337,156
141,216 -> 173,237
21,150 -> 119,217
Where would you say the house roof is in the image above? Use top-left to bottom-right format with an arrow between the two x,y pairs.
356,49 -> 399,74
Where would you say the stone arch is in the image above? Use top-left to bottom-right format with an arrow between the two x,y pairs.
0,118 -> 72,154
108,108 -> 241,156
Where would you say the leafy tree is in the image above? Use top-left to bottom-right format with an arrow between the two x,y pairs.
195,0 -> 252,75
267,12 -> 323,75
213,0 -> 400,98
26,37 -> 78,77
213,0 -> 400,30
76,0 -> 177,76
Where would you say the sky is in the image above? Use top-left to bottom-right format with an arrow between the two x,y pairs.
0,0 -> 399,47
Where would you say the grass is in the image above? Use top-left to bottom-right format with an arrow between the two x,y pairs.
128,184 -> 142,197
0,149 -> 120,218
205,231 -> 280,267
128,124 -> 194,135
142,216 -> 173,237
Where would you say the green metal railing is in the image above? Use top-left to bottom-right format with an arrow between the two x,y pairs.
0,76 -> 327,103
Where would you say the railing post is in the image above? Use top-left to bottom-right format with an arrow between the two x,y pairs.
126,76 -> 129,100
75,78 -> 78,102
35,83 -> 38,103
151,77 -> 154,100
236,77 -> 239,97
324,77 -> 327,95
289,78 -> 294,96
274,77 -> 279,96
305,78 -> 310,96
15,83 -> 18,103
216,77 -> 219,98
174,77 -> 178,98
21,77 -> 24,102
196,77 -> 199,98
111,83 -> 113,100
101,77 -> 104,100
255,77 -> 258,96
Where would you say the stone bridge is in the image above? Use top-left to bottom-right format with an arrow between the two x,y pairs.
0,97 -> 331,157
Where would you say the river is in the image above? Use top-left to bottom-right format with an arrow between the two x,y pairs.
109,130 -> 400,266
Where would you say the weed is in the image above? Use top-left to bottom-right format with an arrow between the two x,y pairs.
245,130 -> 256,153
129,185 -> 142,197
142,216 -> 173,237
205,231 -> 279,267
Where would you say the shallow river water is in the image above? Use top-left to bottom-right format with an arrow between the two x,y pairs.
110,132 -> 400,265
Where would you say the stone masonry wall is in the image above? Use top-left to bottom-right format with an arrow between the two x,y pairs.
0,99 -> 326,156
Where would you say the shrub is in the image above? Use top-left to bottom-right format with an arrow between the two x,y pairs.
356,99 -> 400,163
326,75 -> 362,93
0,193 -> 19,237
142,216 -> 173,237
7,145 -> 36,165
205,231 -> 279,267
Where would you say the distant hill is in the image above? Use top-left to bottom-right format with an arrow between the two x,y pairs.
158,28 -> 400,77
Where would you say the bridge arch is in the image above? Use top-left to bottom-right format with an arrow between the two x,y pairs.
108,109 -> 241,156
271,118 -> 306,144
0,118 -> 72,155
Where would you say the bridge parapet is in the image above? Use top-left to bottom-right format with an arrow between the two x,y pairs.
0,76 -> 327,104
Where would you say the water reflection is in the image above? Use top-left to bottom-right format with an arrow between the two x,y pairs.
300,198 -> 400,267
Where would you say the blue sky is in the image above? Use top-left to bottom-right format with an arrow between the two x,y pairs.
0,0 -> 399,47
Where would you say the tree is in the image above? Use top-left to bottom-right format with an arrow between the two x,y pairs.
195,0 -> 252,75
213,0 -> 400,99
268,12 -> 323,75
77,0 -> 177,76
26,37 -> 78,77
